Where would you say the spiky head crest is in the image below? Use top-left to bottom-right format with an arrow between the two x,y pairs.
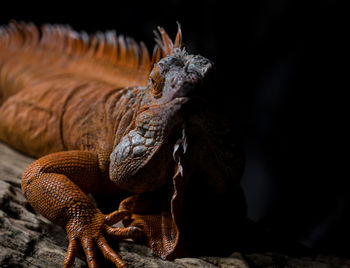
154,22 -> 183,58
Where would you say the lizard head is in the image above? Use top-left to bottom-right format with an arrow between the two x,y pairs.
147,48 -> 213,103
147,24 -> 213,102
109,25 -> 213,192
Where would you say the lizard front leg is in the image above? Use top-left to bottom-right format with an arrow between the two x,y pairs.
21,150 -> 143,268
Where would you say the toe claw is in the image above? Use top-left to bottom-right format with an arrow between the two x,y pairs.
128,226 -> 146,241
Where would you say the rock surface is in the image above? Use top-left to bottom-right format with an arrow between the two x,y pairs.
1,142 -> 349,267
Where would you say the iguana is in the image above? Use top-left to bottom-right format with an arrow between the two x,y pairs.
0,21 -> 245,267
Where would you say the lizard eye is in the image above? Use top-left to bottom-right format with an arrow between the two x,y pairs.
148,65 -> 164,98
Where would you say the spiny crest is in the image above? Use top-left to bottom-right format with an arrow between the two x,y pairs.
0,20 -> 183,74
154,22 -> 183,57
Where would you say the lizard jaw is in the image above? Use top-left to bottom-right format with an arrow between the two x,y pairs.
109,97 -> 188,192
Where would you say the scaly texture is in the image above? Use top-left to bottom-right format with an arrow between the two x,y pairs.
0,21 -> 245,268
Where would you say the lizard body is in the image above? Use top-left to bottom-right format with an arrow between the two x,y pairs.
0,21 -> 245,267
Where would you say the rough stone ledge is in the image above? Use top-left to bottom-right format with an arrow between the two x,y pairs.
1,142 -> 349,267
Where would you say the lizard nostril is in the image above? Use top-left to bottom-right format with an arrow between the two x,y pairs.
170,77 -> 176,88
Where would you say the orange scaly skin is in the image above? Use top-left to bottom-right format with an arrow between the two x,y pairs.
0,21 -> 245,267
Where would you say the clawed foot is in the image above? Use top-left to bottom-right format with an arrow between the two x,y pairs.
63,210 -> 144,268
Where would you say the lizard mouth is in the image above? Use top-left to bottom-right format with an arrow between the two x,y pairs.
163,96 -> 189,106
154,81 -> 198,108
144,96 -> 190,114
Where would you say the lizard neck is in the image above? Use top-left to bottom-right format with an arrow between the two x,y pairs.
69,86 -> 149,174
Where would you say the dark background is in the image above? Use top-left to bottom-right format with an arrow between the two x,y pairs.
1,0 -> 346,256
